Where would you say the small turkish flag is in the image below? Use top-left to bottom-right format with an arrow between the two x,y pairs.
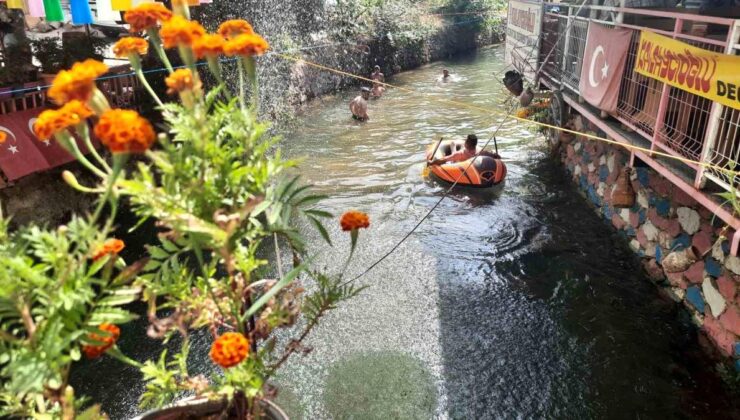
579,24 -> 633,113
0,108 -> 95,181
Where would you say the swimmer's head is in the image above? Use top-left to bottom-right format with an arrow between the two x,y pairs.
465,134 -> 478,149
361,86 -> 371,98
374,65 -> 381,71
443,69 -> 450,77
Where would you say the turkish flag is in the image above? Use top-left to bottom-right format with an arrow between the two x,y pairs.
579,24 -> 634,113
0,108 -> 96,181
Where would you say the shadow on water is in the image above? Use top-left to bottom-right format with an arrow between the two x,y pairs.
432,156 -> 739,419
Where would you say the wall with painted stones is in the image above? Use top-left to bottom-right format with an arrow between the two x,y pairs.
557,114 -> 740,372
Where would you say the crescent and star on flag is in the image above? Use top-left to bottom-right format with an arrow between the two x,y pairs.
589,45 -> 609,88
0,126 -> 19,155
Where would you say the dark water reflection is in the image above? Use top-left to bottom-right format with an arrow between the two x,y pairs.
73,46 -> 737,419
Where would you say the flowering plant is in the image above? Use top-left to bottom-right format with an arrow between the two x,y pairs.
0,3 -> 368,419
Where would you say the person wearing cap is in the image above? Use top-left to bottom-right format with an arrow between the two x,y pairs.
371,65 -> 385,98
349,87 -> 371,121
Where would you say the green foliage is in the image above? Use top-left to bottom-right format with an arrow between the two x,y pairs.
0,217 -> 139,418
1,8 -> 369,419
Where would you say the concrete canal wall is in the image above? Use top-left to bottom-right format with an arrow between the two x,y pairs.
557,114 -> 740,371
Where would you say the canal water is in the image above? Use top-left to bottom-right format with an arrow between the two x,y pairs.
74,45 -> 738,419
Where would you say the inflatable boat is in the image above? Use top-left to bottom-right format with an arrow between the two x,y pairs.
425,140 -> 507,188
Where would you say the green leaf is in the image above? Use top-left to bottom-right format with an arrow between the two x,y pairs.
161,239 -> 179,253
244,260 -> 310,318
251,200 -> 271,217
88,307 -> 138,325
308,216 -> 332,246
86,256 -> 109,277
76,404 -> 105,420
147,246 -> 169,261
296,194 -> 328,206
305,209 -> 333,219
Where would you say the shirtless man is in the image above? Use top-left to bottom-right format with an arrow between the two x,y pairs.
429,135 -> 500,165
349,87 -> 371,121
438,69 -> 451,83
371,65 -> 385,98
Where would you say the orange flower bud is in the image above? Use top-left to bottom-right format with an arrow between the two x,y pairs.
217,19 -> 254,39
113,37 -> 149,58
209,332 -> 249,368
82,323 -> 120,359
223,33 -> 269,57
48,59 -> 108,105
159,15 -> 205,49
192,33 -> 226,59
340,211 -> 370,232
124,3 -> 173,33
33,100 -> 92,141
94,109 -> 156,154
92,238 -> 126,261
165,68 -> 200,95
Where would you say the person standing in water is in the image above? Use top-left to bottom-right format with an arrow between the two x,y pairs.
350,87 -> 371,121
438,69 -> 452,83
371,65 -> 385,98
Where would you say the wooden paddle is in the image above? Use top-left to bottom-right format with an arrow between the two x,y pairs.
422,137 -> 444,177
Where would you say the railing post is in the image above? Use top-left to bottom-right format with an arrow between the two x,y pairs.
649,18 -> 682,154
561,14 -> 574,77
694,21 -> 740,190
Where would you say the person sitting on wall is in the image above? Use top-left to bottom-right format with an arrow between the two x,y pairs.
371,65 -> 385,98
349,87 -> 371,121
429,135 -> 500,165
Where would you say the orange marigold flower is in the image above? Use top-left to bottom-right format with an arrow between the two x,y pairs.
94,109 -> 156,154
124,2 -> 173,33
209,332 -> 249,368
165,68 -> 199,95
34,109 -> 66,141
113,37 -> 149,58
33,100 -> 92,141
82,323 -> 120,359
340,211 -> 370,231
515,108 -> 529,119
159,15 -> 206,49
92,238 -> 126,261
192,33 -> 226,59
223,33 -> 269,57
48,59 -> 108,105
217,19 -> 254,39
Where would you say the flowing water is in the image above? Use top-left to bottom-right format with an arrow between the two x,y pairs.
74,46 -> 738,419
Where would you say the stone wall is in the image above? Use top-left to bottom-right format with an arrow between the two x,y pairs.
558,114 -> 740,372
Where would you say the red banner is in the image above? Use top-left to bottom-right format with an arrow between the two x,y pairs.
579,24 -> 634,113
0,108 -> 93,181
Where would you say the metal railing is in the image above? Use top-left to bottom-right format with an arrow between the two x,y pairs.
0,64 -> 140,115
537,4 -> 740,192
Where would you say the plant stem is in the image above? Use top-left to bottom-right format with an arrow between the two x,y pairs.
130,55 -> 164,107
273,233 -> 284,280
189,239 -> 231,326
237,58 -> 245,110
92,154 -> 125,225
106,345 -> 143,368
147,29 -> 174,73
58,133 -> 107,179
78,123 -> 111,173
266,303 -> 327,377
